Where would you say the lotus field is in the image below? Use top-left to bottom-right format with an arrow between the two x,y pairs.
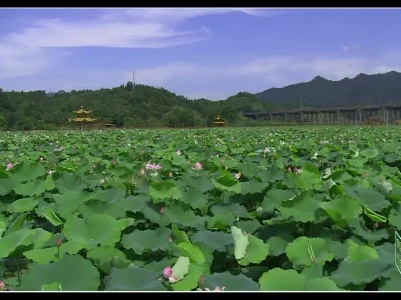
1,126 -> 401,291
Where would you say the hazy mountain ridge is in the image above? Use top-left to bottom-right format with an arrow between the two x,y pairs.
255,71 -> 401,110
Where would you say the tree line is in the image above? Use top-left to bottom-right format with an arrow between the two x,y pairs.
0,82 -> 279,131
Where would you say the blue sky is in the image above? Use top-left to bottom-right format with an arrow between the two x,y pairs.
0,8 -> 401,100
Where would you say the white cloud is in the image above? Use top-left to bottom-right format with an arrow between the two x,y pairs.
0,8 -> 273,79
230,54 -> 401,85
233,8 -> 295,17
0,43 -> 71,79
5,18 -> 209,49
4,8 -> 281,49
340,43 -> 362,52
4,9 -> 398,100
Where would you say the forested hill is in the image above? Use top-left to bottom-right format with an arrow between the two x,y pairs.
255,71 -> 401,110
0,83 -> 278,130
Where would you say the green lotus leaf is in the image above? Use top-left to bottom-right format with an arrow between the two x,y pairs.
86,246 -> 129,274
231,226 -> 249,260
171,263 -> 204,291
204,271 -> 258,291
211,174 -> 241,194
0,228 -> 52,259
171,256 -> 190,281
9,163 -> 47,183
286,236 -> 334,268
121,227 -> 171,255
360,148 -> 379,159
319,194 -> 362,224
279,191 -> 324,223
19,254 -> 100,291
105,266 -> 167,291
191,230 -> 233,253
41,282 -> 63,291
172,224 -> 191,244
63,214 -> 122,250
180,187 -> 208,209
261,188 -> 296,212
149,180 -> 183,202
259,268 -> 341,291
7,197 -> 39,214
238,235 -> 270,266
176,242 -> 205,265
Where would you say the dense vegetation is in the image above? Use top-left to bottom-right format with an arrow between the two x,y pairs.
2,70 -> 401,130
0,126 -> 400,291
0,84 -> 278,131
256,71 -> 401,110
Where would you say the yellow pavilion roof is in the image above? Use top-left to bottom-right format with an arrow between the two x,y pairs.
74,106 -> 92,114
69,117 -> 96,122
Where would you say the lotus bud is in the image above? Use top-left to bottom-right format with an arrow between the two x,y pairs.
162,266 -> 172,279
198,275 -> 204,287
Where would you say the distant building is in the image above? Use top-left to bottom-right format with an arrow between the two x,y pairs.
213,115 -> 225,126
68,106 -> 96,129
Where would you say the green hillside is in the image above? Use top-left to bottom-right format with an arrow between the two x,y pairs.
0,83 -> 278,131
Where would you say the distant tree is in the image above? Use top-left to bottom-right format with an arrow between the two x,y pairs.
0,113 -> 7,130
125,81 -> 134,92
0,82 -> 279,130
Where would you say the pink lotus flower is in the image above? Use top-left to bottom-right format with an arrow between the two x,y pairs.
193,162 -> 202,171
169,171 -> 173,178
145,162 -> 162,171
176,150 -> 182,156
6,162 -> 13,171
163,266 -> 172,279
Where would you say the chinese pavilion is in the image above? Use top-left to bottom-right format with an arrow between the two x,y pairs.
213,115 -> 225,127
68,106 -> 96,129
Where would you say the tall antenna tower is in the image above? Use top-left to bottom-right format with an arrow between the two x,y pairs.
131,70 -> 135,94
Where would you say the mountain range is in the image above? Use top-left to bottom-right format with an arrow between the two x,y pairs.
254,71 -> 401,110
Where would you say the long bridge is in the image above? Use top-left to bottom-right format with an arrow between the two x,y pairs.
242,104 -> 401,125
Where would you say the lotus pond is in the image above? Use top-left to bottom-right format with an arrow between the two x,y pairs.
0,126 -> 401,291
